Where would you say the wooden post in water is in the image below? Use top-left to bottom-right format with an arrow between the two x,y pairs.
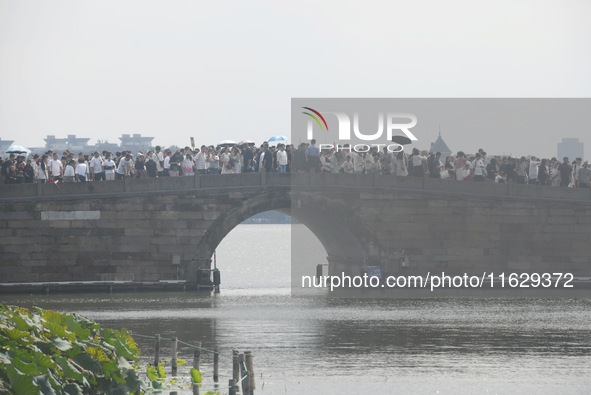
229,379 -> 236,395
239,353 -> 251,395
192,383 -> 200,395
213,345 -> 219,383
171,336 -> 178,376
193,342 -> 201,370
154,334 -> 161,367
245,351 -> 255,393
232,350 -> 239,392
316,264 -> 323,281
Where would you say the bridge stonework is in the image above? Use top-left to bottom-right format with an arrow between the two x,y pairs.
1,173 -> 591,288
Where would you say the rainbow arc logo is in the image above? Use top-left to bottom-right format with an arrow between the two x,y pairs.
302,107 -> 329,132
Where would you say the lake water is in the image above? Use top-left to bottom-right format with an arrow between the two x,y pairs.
3,224 -> 591,394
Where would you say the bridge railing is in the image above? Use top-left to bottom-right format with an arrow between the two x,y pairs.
1,171 -> 590,202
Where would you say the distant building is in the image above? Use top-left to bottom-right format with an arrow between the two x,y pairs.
45,135 -> 91,153
429,132 -> 452,160
119,134 -> 154,153
94,140 -> 120,154
0,138 -> 15,154
557,138 -> 584,160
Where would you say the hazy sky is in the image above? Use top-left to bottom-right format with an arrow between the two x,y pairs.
1,0 -> 590,158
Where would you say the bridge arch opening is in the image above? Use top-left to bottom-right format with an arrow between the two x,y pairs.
213,210 -> 326,289
188,190 -> 381,288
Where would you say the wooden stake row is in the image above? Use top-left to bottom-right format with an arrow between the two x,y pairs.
151,334 -> 255,395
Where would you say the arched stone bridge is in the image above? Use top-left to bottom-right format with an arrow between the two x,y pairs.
1,173 -> 590,289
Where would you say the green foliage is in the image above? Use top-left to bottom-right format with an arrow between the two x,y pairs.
157,362 -> 167,379
0,304 -> 142,394
145,365 -> 159,382
190,367 -> 202,384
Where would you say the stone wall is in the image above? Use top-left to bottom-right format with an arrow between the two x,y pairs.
1,173 -> 590,288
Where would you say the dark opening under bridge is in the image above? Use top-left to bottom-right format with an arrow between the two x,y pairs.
1,173 -> 591,291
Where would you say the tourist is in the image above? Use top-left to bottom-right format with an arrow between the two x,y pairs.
50,153 -> 63,182
63,160 -> 76,182
135,153 -> 146,179
409,148 -> 426,177
277,144 -> 288,173
578,162 -> 590,188
182,154 -> 195,176
495,170 -> 507,183
162,150 -> 171,176
558,157 -> 573,187
115,153 -> 133,180
195,146 -> 208,175
428,152 -> 442,178
538,159 -> 549,185
516,157 -> 528,184
89,151 -> 105,181
23,159 -> 35,183
305,139 -> 321,172
486,158 -> 498,181
340,155 -> 354,173
472,153 -> 486,182
168,151 -> 182,176
208,149 -> 220,174
292,143 -> 307,172
76,158 -> 89,182
145,151 -> 157,178
37,155 -> 49,183
528,156 -> 540,185
572,158 -> 583,187
103,154 -> 116,181
549,161 -> 561,187
230,146 -> 242,174
461,161 -> 472,181
220,148 -> 232,174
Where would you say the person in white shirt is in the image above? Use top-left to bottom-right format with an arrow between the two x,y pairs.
37,155 -> 49,183
495,171 -> 507,183
472,153 -> 486,182
461,161 -> 472,181
63,159 -> 76,182
340,155 -> 354,173
154,146 -> 164,176
353,152 -> 364,174
162,151 -> 171,176
276,145 -> 288,173
103,154 -> 116,181
50,153 -> 63,181
76,158 -> 89,182
89,151 -> 104,181
528,156 -> 540,185
116,153 -> 133,180
195,146 -> 209,175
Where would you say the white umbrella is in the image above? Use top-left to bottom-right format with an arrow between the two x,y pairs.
268,135 -> 288,143
5,145 -> 31,155
218,140 -> 237,147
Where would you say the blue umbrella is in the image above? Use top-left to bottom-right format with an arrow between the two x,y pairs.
268,136 -> 288,143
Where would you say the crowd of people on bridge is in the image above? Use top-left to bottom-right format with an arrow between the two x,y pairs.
1,140 -> 590,188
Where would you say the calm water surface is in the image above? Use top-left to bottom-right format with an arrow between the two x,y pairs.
3,225 -> 591,394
